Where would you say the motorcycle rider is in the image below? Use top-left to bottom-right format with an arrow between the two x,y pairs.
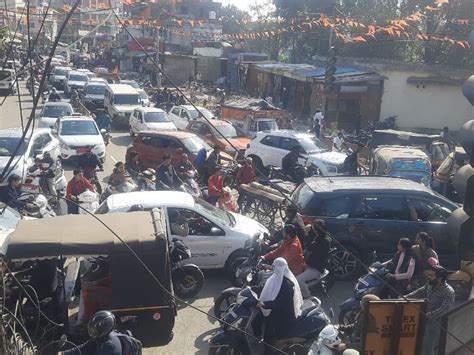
341,144 -> 362,175
78,150 -> 103,181
126,152 -> 142,178
66,169 -> 95,214
95,110 -> 112,132
48,87 -> 61,102
37,151 -> 58,204
155,154 -> 183,191
235,158 -> 256,212
175,153 -> 197,180
282,145 -> 305,183
383,238 -> 416,297
255,257 -> 303,342
0,174 -> 34,211
263,224 -> 305,276
297,221 -> 331,299
284,206 -> 306,244
70,88 -> 80,107
205,145 -> 222,179
207,168 -> 224,206
60,311 -> 140,355
109,162 -> 133,190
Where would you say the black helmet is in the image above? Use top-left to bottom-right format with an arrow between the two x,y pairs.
7,174 -> 21,184
432,265 -> 448,281
87,310 -> 115,339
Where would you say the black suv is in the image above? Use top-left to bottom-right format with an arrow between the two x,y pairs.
291,176 -> 459,280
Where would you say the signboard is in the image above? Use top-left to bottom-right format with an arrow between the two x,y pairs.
361,300 -> 426,355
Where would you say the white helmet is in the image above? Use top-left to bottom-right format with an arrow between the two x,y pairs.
319,324 -> 342,349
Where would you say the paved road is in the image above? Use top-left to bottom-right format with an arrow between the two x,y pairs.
0,84 -> 353,354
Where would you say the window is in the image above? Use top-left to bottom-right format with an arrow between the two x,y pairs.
351,195 -> 408,220
180,110 -> 190,119
188,122 -> 201,133
407,197 -> 452,222
260,135 -> 281,148
39,133 -> 52,146
159,137 -> 180,150
60,121 -> 98,136
168,208 -> 220,236
314,197 -> 353,218
172,108 -> 180,116
280,137 -> 299,151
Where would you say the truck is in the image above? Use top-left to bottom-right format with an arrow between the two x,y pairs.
220,99 -> 282,138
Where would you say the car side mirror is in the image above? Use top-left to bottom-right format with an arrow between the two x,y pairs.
210,227 -> 224,236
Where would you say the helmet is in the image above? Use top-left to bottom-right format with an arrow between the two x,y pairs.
432,265 -> 448,280
87,310 -> 115,339
319,324 -> 342,349
7,174 -> 21,184
461,260 -> 474,279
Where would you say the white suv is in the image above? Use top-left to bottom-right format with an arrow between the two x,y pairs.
245,130 -> 347,176
168,105 -> 215,130
129,107 -> 176,136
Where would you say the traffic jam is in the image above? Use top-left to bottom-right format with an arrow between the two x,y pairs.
0,48 -> 473,354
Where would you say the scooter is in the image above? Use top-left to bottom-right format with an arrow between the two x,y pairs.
181,170 -> 201,197
136,169 -> 156,191
17,194 -> 56,218
170,238 -> 204,299
76,190 -> 100,214
308,324 -> 354,355
209,287 -> 330,355
101,180 -> 138,203
23,166 -> 67,202
338,262 -> 389,325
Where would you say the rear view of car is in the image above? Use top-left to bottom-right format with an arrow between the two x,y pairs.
65,71 -> 89,95
51,66 -> 71,90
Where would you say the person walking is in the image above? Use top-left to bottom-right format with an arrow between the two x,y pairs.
405,265 -> 455,355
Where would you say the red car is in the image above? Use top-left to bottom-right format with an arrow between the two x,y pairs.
125,130 -> 232,169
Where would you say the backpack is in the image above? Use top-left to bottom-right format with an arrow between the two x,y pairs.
115,331 -> 142,355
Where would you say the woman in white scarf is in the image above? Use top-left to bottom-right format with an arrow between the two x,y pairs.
257,258 -> 304,339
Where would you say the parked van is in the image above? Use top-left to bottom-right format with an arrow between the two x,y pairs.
104,84 -> 141,127
0,68 -> 16,95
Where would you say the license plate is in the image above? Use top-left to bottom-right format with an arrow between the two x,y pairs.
76,148 -> 89,154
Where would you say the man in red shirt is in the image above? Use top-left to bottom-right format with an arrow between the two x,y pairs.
235,158 -> 256,185
207,168 -> 223,206
263,224 -> 305,276
66,169 -> 94,214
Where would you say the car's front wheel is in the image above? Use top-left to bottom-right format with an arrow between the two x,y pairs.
332,245 -> 362,280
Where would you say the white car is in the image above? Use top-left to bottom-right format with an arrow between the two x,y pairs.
119,80 -> 140,89
96,191 -> 269,270
137,89 -> 150,107
129,107 -> 176,136
246,130 -> 347,176
168,105 -> 215,130
53,115 -> 105,162
0,127 -> 60,185
50,66 -> 71,89
65,71 -> 89,95
38,102 -> 74,128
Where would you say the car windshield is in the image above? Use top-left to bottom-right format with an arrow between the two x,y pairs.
42,105 -> 72,118
0,203 -> 21,230
194,197 -> 235,227
0,137 -> 27,156
0,70 -> 12,81
212,124 -> 237,138
114,94 -> 140,105
60,120 -> 98,136
122,81 -> 140,89
299,136 -> 328,153
189,108 -> 213,119
54,68 -> 68,76
181,136 -> 210,153
69,74 -> 88,82
258,120 -> 278,131
138,91 -> 148,99
86,85 -> 106,95
144,112 -> 169,123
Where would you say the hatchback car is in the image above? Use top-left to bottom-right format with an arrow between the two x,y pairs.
65,71 -> 89,95
168,105 -> 215,130
291,176 -> 459,280
38,102 -> 74,128
126,131 -> 214,169
129,107 -> 176,136
53,116 -> 105,162
246,130 -> 347,176
96,191 -> 268,270
186,119 -> 250,157
0,127 -> 60,185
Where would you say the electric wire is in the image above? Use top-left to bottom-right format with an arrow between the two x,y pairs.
0,0 -> 82,182
106,6 -> 473,351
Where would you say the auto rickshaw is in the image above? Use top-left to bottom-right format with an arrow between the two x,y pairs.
3,209 -> 176,348
371,129 -> 449,170
370,145 -> 432,186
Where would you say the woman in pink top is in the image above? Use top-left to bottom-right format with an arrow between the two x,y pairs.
383,238 -> 416,297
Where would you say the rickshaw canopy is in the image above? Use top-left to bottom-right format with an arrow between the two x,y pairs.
371,129 -> 441,148
5,211 -> 166,261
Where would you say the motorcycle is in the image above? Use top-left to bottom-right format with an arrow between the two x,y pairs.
101,180 -> 138,203
76,190 -> 100,214
22,165 -> 67,203
100,128 -> 111,146
268,162 -> 319,184
170,238 -> 204,299
18,193 -> 56,218
209,287 -> 330,355
136,169 -> 156,191
338,261 -> 388,325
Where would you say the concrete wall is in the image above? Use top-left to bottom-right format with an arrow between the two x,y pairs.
196,56 -> 221,83
373,69 -> 472,132
161,54 -> 196,86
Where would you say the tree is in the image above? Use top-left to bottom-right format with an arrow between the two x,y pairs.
219,5 -> 252,34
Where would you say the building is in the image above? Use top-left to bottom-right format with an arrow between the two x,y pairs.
314,56 -> 473,132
